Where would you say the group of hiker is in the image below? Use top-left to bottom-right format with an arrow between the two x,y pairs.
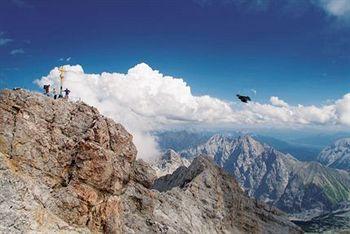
43,84 -> 70,99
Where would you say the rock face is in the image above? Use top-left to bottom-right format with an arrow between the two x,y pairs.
180,134 -> 350,219
151,149 -> 191,177
318,138 -> 350,171
0,89 -> 301,233
152,156 -> 301,234
0,89 -> 139,233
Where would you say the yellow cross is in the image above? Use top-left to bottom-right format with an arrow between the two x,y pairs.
58,66 -> 66,96
59,66 -> 65,81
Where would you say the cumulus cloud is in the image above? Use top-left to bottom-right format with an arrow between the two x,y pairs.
270,96 -> 289,108
237,101 -> 336,126
334,93 -> 350,125
34,63 -> 350,160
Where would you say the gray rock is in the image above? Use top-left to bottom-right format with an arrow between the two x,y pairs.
152,156 -> 302,234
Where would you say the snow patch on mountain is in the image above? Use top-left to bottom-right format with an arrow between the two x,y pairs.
318,138 -> 350,170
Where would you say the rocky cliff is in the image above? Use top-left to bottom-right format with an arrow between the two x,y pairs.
0,89 -> 301,233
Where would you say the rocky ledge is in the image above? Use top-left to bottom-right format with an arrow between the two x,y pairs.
0,89 -> 302,233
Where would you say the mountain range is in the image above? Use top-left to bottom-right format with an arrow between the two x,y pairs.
155,133 -> 350,225
155,130 -> 323,162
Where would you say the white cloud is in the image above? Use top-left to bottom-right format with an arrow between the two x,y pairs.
251,89 -> 257,95
10,48 -> 25,55
335,93 -> 350,125
270,96 -> 289,108
34,63 -> 350,160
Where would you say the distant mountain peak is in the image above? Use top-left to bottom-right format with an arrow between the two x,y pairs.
208,133 -> 228,142
162,149 -> 180,160
318,137 -> 350,170
152,149 -> 191,177
333,138 -> 350,147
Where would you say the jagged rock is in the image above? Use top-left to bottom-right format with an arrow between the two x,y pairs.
152,156 -> 301,234
0,89 -> 302,233
131,159 -> 157,188
151,149 -> 191,177
0,89 -> 136,233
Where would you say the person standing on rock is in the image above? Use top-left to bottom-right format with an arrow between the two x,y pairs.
64,88 -> 70,99
53,88 -> 57,99
43,84 -> 50,96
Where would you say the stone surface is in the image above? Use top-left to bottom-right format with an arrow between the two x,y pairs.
0,89 -> 302,233
152,156 -> 301,234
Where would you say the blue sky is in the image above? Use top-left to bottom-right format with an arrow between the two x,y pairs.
1,0 -> 350,106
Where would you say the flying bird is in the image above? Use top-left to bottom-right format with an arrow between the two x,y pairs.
236,94 -> 251,103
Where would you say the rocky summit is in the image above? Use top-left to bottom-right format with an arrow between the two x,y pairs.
0,89 -> 301,233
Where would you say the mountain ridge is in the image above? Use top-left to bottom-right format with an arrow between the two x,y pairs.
175,134 -> 350,219
0,89 -> 301,233
318,138 -> 350,171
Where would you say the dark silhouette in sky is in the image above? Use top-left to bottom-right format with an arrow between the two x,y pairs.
237,94 -> 251,103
